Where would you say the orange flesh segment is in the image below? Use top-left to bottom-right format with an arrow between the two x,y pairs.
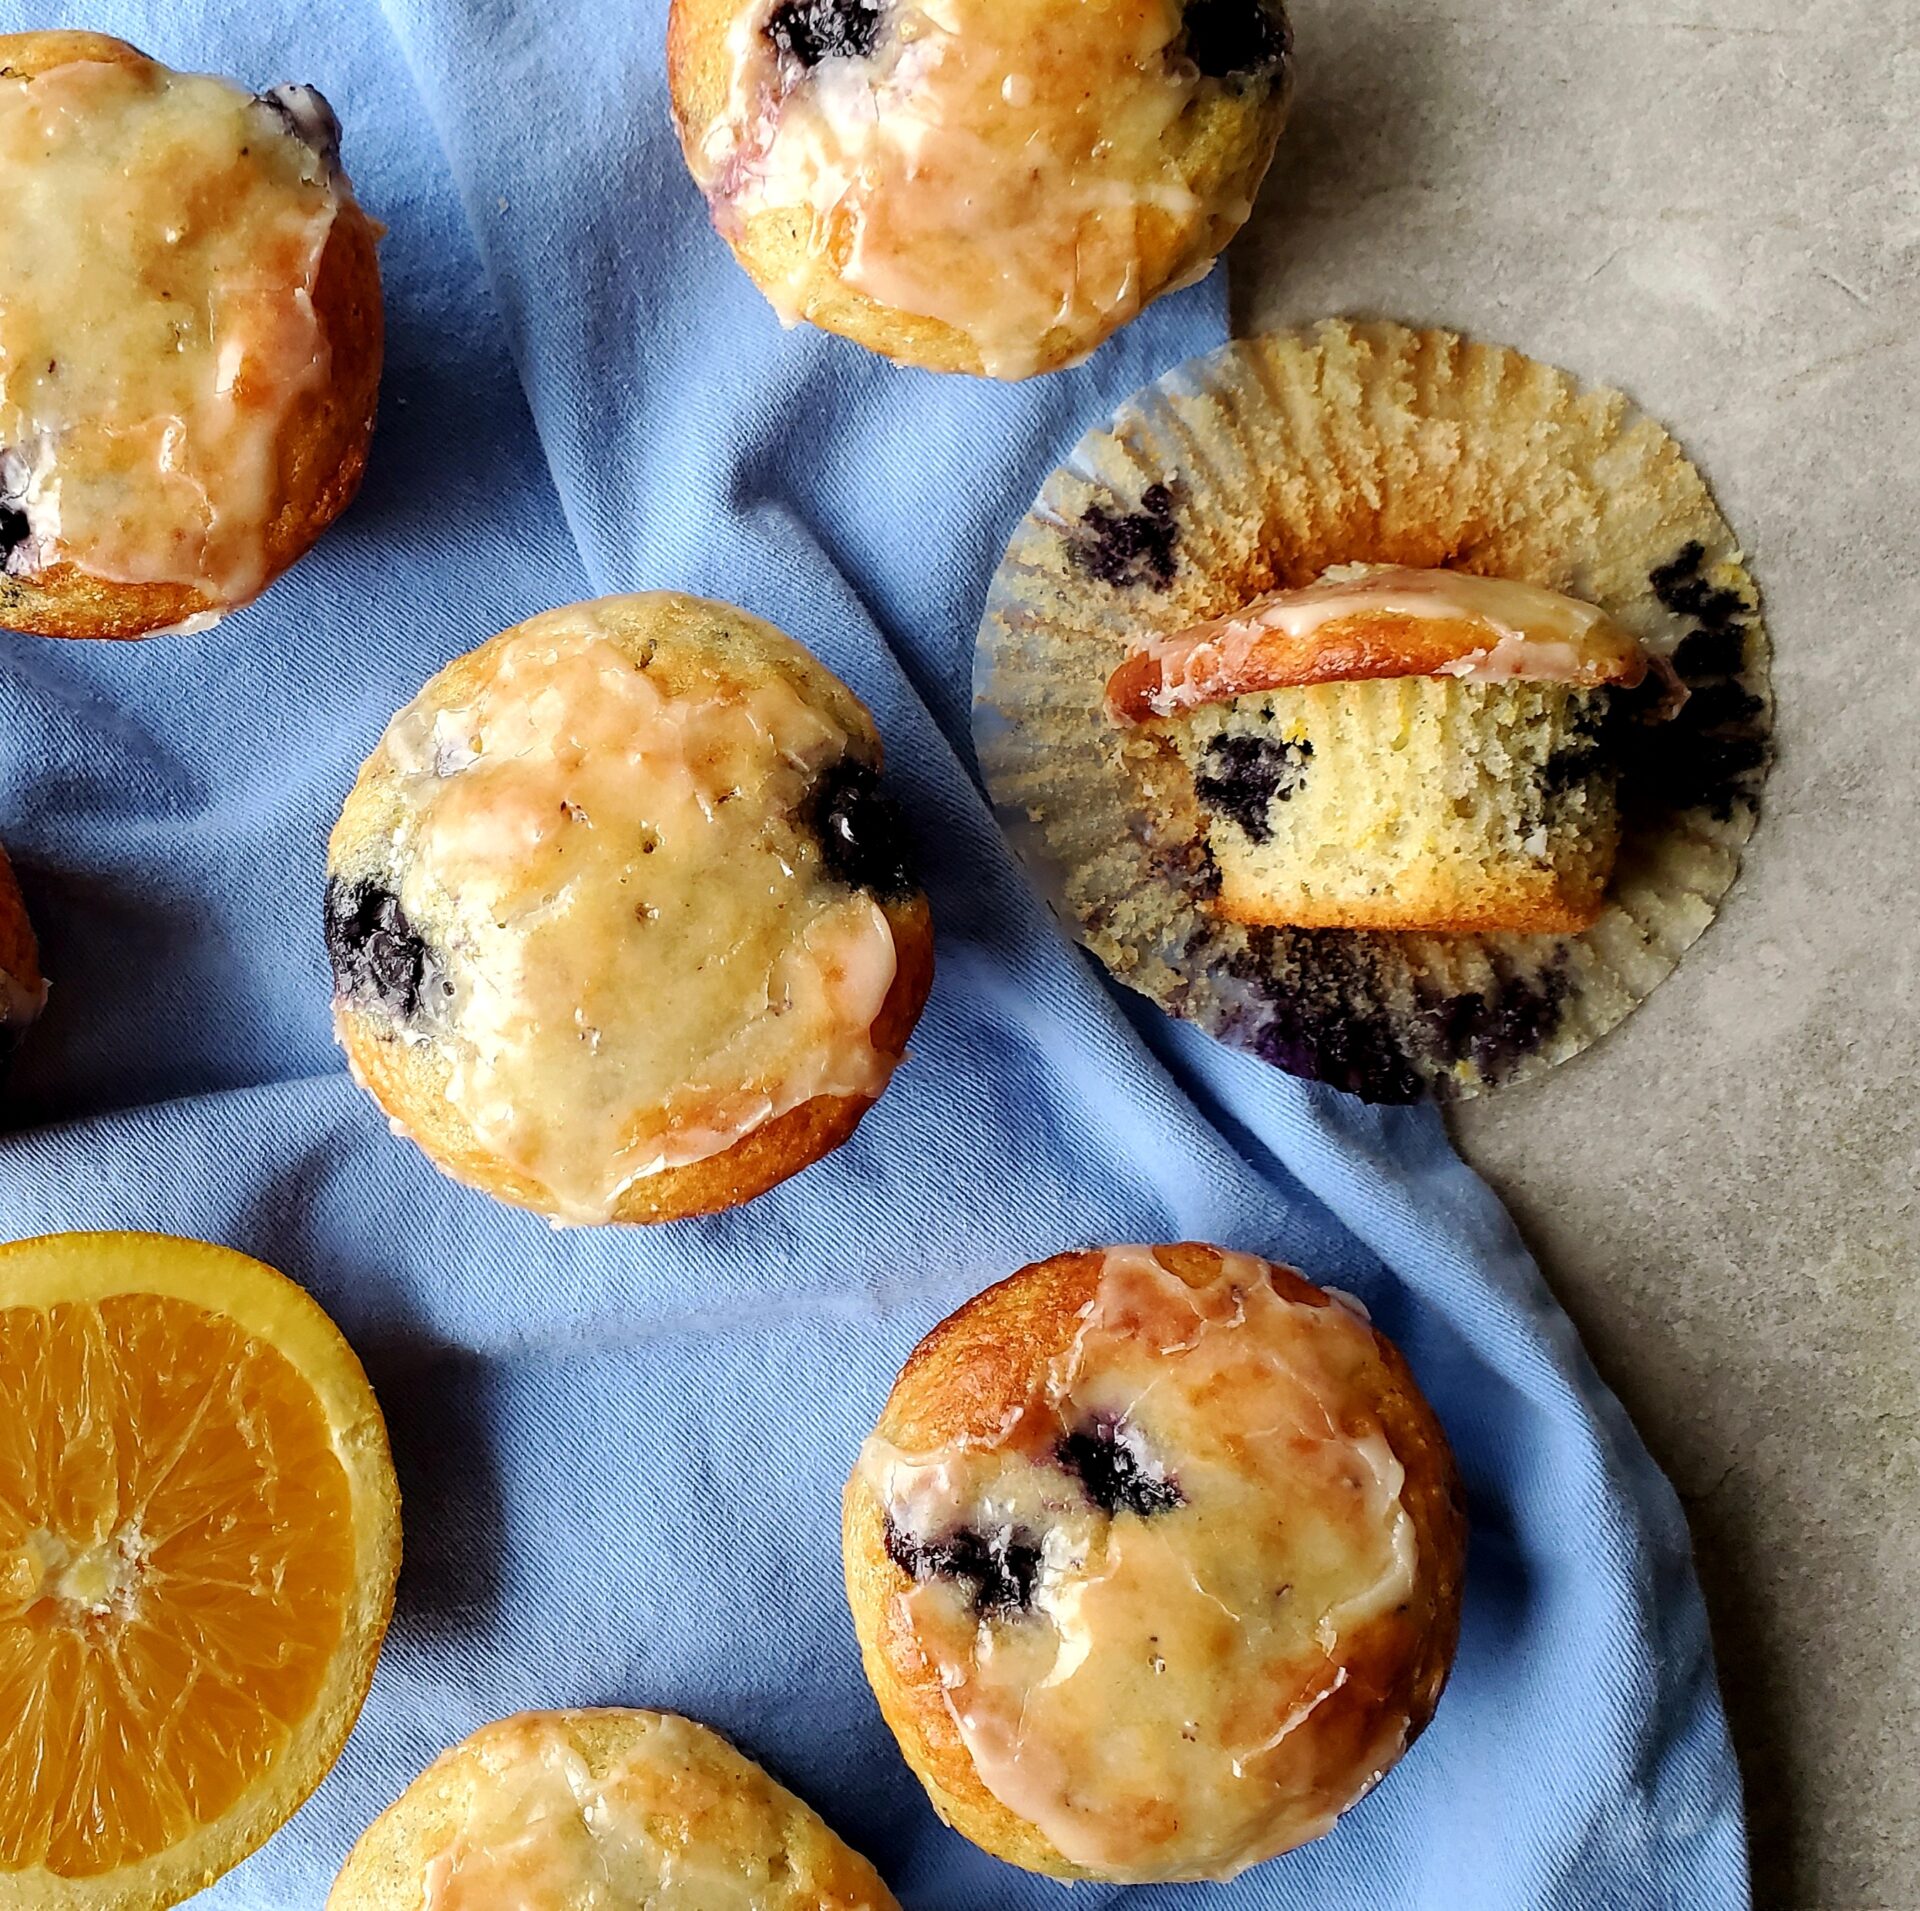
0,1294 -> 355,1879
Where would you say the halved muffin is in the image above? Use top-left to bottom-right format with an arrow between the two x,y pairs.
1106,564 -> 1651,933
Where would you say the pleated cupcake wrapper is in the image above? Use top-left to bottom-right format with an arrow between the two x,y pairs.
973,320 -> 1772,1102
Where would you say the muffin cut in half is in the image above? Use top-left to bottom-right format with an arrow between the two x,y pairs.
1106,564 -> 1652,933
974,320 -> 1774,1101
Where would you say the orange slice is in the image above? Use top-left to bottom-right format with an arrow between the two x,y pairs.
0,1232 -> 402,1909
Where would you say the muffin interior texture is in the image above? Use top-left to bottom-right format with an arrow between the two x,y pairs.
1179,679 -> 1621,932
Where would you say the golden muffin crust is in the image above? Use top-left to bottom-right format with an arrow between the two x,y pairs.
668,0 -> 1292,377
328,1709 -> 899,1910
843,1244 -> 1465,1883
328,592 -> 934,1226
0,32 -> 382,639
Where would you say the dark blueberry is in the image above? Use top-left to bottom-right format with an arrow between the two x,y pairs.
1648,541 -> 1704,602
1677,681 -> 1764,731
1673,625 -> 1747,681
324,877 -> 435,1021
765,0 -> 883,66
255,84 -> 342,176
884,1517 -> 1041,1615
1537,738 -> 1604,801
1057,1418 -> 1184,1519
1648,545 -> 1748,627
1193,733 -> 1312,843
1071,483 -> 1178,590
1424,965 -> 1568,1081
1182,0 -> 1291,82
1237,928 -> 1429,1104
0,502 -> 26,563
807,757 -> 917,901
1607,709 -> 1768,821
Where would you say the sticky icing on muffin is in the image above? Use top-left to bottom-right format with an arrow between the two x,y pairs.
0,842 -> 46,1069
669,0 -> 1293,377
0,31 -> 382,639
328,1709 -> 899,1910
1107,563 -> 1652,932
843,1243 -> 1465,1883
327,592 -> 933,1226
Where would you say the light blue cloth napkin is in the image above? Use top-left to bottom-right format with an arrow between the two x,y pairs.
0,3 -> 1747,1906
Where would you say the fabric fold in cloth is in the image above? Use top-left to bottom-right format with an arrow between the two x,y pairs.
0,1 -> 1747,1905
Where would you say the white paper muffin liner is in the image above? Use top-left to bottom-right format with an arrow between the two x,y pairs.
973,321 -> 1772,1102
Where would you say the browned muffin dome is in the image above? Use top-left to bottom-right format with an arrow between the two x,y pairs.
669,0 -> 1292,377
844,1243 -> 1465,1883
327,592 -> 934,1226
0,32 -> 382,639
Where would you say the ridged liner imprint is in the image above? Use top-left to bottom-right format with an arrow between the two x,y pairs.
972,320 -> 1772,1103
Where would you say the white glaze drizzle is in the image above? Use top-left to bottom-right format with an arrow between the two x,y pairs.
1119,563 -> 1646,719
363,598 -> 901,1224
692,0 -> 1238,378
0,52 -> 347,605
861,1246 -> 1423,1882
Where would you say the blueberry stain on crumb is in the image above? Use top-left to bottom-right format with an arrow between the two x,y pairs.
766,0 -> 883,66
1599,642 -> 1767,823
1195,734 -> 1312,843
885,1517 -> 1041,1615
1073,483 -> 1178,589
1182,0 -> 1291,81
1648,542 -> 1748,628
1423,966 -> 1569,1082
1234,928 -> 1572,1102
325,877 -> 436,1021
1673,625 -> 1746,681
808,757 -> 917,901
1058,1418 -> 1185,1518
1237,928 -> 1429,1103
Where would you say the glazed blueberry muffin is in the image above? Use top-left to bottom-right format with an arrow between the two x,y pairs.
328,1710 -> 899,1909
843,1243 -> 1465,1883
669,0 -> 1293,377
0,842 -> 45,1068
326,592 -> 934,1226
0,31 -> 382,639
1106,563 -> 1654,932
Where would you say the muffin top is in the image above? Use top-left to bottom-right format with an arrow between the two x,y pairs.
854,1244 -> 1462,1882
1106,564 -> 1650,720
682,0 -> 1291,377
328,593 -> 919,1225
0,36 -> 353,613
328,1709 -> 898,1910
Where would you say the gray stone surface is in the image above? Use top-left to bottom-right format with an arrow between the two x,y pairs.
1234,3 -> 1918,1905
